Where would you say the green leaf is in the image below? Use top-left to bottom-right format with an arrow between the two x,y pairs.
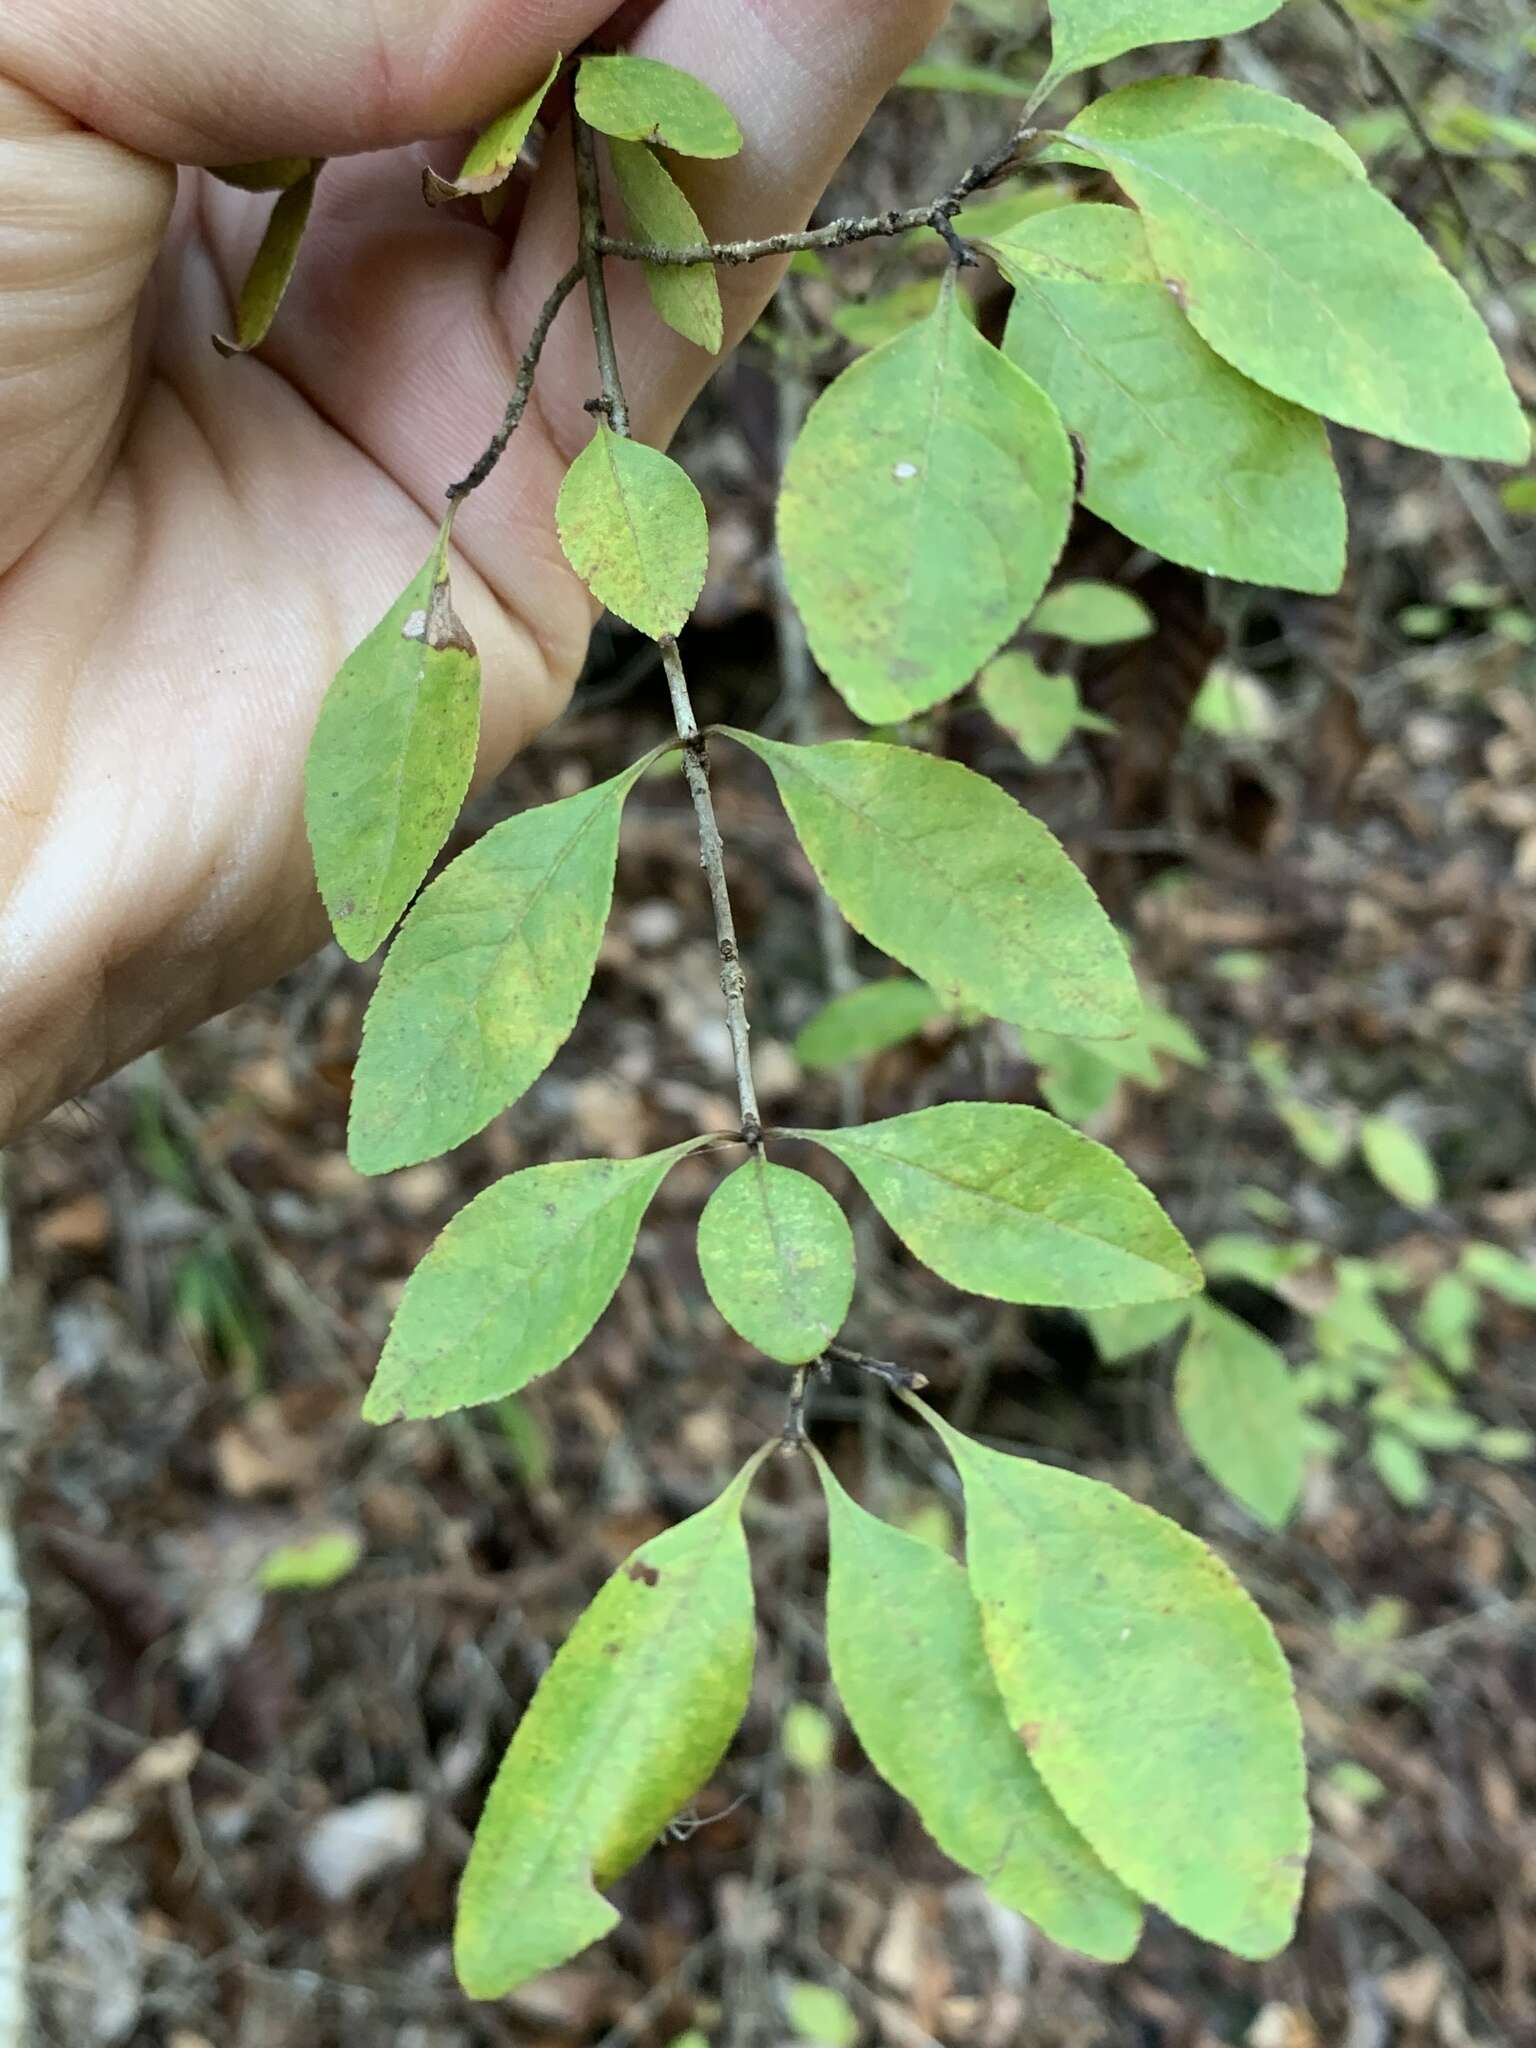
1043,1 -> 1286,90
1031,581 -> 1154,644
697,1160 -> 855,1365
1276,1096 -> 1354,1171
919,1404 -> 1309,1958
1461,1242 -> 1536,1308
781,1702 -> 835,1776
557,427 -> 709,639
423,53 -> 561,203
1370,1428 -> 1431,1508
211,160 -> 322,354
898,60 -> 1033,96
831,279 -> 951,352
794,979 -> 945,1070
784,1984 -> 858,2048
980,654 -> 1110,767
366,1144 -> 703,1424
995,204 -> 1346,593
1479,1427 -> 1534,1464
723,733 -> 1138,1039
455,1459 -> 762,1998
305,513 -> 481,961
778,272 -> 1074,722
349,758 -> 654,1174
259,1529 -> 363,1591
1415,1272 -> 1479,1375
1066,122 -> 1527,463
1359,1115 -> 1439,1211
1055,77 -> 1367,176
817,1460 -> 1144,1960
211,157 -> 316,192
796,1104 -> 1202,1310
1175,1302 -> 1304,1529
610,141 -> 724,353
575,54 -> 743,159
1083,1299 -> 1193,1363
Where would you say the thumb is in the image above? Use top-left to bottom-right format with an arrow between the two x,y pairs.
0,1 -> 617,162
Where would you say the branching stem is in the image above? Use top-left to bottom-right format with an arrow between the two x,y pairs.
574,114 -> 764,1150
447,262 -> 583,499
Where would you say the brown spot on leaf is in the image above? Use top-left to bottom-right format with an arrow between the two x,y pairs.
627,1561 -> 660,1588
1017,1721 -> 1044,1751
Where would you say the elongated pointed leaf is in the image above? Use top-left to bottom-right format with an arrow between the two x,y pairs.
349,757 -> 655,1175
1359,1115 -> 1439,1211
1175,1301 -> 1303,1529
698,1161 -> 854,1365
575,54 -> 743,158
557,427 -> 709,639
423,53 -> 561,204
212,161 -> 322,354
778,273 -> 1074,722
1068,123 -> 1527,462
817,1460 -> 1143,1959
994,204 -> 1346,593
797,1105 -> 1201,1309
919,1404 -> 1309,1959
365,1142 -> 702,1423
305,513 -> 481,961
1043,1 -> 1284,90
610,140 -> 723,352
980,655 -> 1113,768
794,980 -> 944,1070
456,1459 -> 763,1997
723,733 -> 1137,1039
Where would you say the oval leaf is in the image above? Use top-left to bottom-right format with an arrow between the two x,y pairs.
1043,1 -> 1285,89
1359,1114 -> 1439,1211
994,204 -> 1346,593
698,1160 -> 855,1365
1057,77 -> 1366,175
778,274 -> 1074,722
1175,1301 -> 1304,1529
1069,122 -> 1527,463
575,54 -> 743,159
610,140 -> 724,352
456,1458 -> 762,1997
794,979 -> 944,1070
305,513 -> 481,962
817,1459 -> 1144,1960
211,160 -> 322,355
980,654 -> 1112,768
722,732 -> 1137,1039
1031,581 -> 1154,645
919,1403 -> 1310,1958
349,756 -> 655,1175
423,53 -> 561,204
365,1142 -> 702,1423
557,427 -> 709,640
796,1104 -> 1202,1309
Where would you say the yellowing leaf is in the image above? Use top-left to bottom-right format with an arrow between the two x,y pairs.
365,1143 -> 704,1423
304,513 -> 481,961
797,1104 -> 1202,1309
818,1460 -> 1144,1960
1031,581 -> 1154,645
348,758 -> 656,1175
1069,122 -> 1527,462
920,1403 -> 1310,1958
557,427 -> 709,639
610,140 -> 724,352
995,204 -> 1346,593
778,273 -> 1074,722
1042,1 -> 1286,91
697,1160 -> 854,1365
212,160 -> 322,355
794,979 -> 944,1070
423,53 -> 561,204
723,733 -> 1138,1039
575,54 -> 743,158
455,1461 -> 762,1997
1174,1301 -> 1304,1529
1359,1115 -> 1440,1211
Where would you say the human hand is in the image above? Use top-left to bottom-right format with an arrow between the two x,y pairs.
0,0 -> 947,1140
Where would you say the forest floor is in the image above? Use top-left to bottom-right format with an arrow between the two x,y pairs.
5,5 -> 1536,2046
